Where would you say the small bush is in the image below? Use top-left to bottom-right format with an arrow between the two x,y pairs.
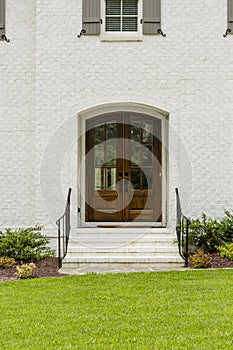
217,243 -> 233,261
0,225 -> 55,263
218,211 -> 233,243
0,257 -> 16,269
15,263 -> 36,279
190,249 -> 210,268
188,212 -> 233,253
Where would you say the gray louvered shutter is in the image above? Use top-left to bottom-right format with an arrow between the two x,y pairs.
83,0 -> 101,35
143,0 -> 161,34
0,0 -> 5,39
228,0 -> 233,31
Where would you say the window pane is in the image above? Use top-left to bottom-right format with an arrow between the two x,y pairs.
130,144 -> 141,165
106,0 -> 121,15
94,144 -> 104,166
107,168 -> 116,190
131,168 -> 140,189
106,123 -> 117,139
106,141 -> 116,166
142,145 -> 152,166
142,122 -> 153,143
130,123 -> 141,142
95,168 -> 105,190
122,0 -> 138,15
106,17 -> 121,31
122,17 -> 137,31
94,125 -> 105,145
142,168 -> 153,190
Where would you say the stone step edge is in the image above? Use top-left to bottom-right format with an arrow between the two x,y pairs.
63,256 -> 183,263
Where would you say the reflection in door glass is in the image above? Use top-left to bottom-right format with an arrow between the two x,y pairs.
142,122 -> 153,143
95,168 -> 105,190
130,145 -> 141,165
107,123 -> 117,139
106,141 -> 117,166
94,144 -> 105,166
94,125 -> 105,145
130,168 -> 140,189
130,122 -> 141,142
107,168 -> 116,190
142,145 -> 152,166
142,168 -> 153,189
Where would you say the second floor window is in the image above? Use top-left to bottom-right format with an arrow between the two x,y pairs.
105,0 -> 140,33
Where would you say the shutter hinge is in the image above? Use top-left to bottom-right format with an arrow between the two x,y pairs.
100,19 -> 103,24
1,35 -> 10,42
140,19 -> 143,24
223,28 -> 232,37
157,29 -> 166,37
77,29 -> 86,38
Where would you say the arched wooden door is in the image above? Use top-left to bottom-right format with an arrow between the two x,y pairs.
85,112 -> 162,222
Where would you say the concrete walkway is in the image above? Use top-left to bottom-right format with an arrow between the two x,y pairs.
60,263 -> 186,275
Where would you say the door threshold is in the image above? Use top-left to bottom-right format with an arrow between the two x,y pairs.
80,222 -> 165,228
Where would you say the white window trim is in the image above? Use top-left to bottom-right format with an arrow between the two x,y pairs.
100,0 -> 143,41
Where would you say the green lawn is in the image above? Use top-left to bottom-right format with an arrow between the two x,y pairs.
0,270 -> 233,350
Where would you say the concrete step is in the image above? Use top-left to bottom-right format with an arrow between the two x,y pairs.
60,262 -> 185,275
63,255 -> 183,264
67,245 -> 179,254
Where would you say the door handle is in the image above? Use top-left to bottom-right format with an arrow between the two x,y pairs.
125,171 -> 129,177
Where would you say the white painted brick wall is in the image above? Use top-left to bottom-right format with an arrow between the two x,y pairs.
1,0 -> 233,241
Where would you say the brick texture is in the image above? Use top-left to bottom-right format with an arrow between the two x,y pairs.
1,0 -> 233,239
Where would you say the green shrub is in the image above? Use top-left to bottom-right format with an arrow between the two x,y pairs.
190,249 -> 210,268
188,213 -> 224,253
0,257 -> 16,269
0,225 -> 55,263
217,243 -> 233,261
15,263 -> 36,279
218,211 -> 233,243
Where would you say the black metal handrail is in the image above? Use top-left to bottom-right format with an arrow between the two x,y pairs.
175,188 -> 189,267
56,188 -> 72,268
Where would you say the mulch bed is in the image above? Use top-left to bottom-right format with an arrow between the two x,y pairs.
0,258 -> 64,283
0,255 -> 233,282
188,253 -> 233,269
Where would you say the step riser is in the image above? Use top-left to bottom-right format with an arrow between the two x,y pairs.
63,257 -> 183,264
67,247 -> 179,254
64,229 -> 181,265
69,235 -> 175,244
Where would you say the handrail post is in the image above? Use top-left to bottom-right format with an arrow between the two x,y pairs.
56,188 -> 72,269
57,221 -> 62,269
175,188 -> 189,267
185,219 -> 189,267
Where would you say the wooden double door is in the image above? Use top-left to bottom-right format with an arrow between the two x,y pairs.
86,112 -> 162,222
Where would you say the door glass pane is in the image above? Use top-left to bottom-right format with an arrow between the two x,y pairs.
142,145 -> 152,166
95,168 -> 105,190
94,144 -> 105,166
130,122 -> 141,142
106,141 -> 117,166
94,125 -> 105,145
107,168 -> 116,190
130,168 -> 140,189
107,123 -> 117,139
142,122 -> 153,143
142,168 -> 153,190
130,144 -> 141,165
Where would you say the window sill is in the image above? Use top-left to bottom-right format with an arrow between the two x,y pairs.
100,35 -> 143,42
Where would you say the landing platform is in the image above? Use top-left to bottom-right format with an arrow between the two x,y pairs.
60,262 -> 185,275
